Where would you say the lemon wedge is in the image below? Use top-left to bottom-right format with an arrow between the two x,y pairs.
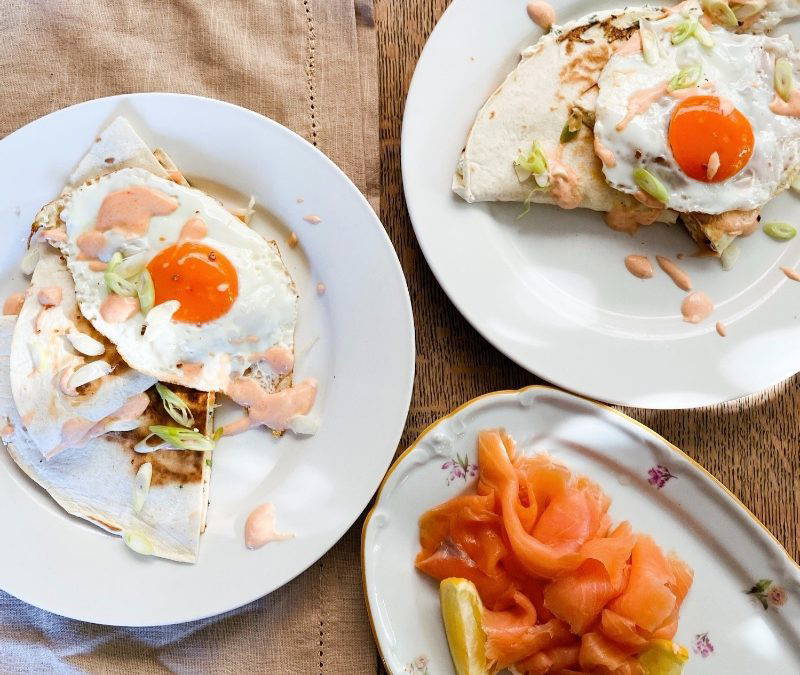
638,639 -> 689,675
439,578 -> 489,675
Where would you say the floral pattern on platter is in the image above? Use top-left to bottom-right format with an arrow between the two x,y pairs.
693,632 -> 715,658
647,464 -> 677,489
404,655 -> 429,674
746,578 -> 788,609
442,453 -> 478,485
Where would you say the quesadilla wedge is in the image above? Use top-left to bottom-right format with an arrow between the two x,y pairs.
0,315 -> 213,563
452,7 -> 743,254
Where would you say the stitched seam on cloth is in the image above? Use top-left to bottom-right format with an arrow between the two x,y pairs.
303,0 -> 318,146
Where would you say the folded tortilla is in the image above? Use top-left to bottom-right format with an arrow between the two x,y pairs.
1,315 -> 212,562
0,117 -> 219,562
453,7 -> 742,254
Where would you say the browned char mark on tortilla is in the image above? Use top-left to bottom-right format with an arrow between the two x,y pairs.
559,43 -> 612,96
111,386 -> 214,487
87,516 -> 122,532
558,11 -> 667,54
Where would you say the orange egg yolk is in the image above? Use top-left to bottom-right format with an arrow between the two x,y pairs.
147,242 -> 238,323
668,95 -> 754,183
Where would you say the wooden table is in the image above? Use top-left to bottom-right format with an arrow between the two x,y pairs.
373,0 -> 800,575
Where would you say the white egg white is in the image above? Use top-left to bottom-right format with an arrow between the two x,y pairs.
594,0 -> 800,214
57,167 -> 297,391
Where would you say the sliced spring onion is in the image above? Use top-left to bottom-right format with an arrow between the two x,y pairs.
693,22 -> 715,48
775,57 -> 794,103
67,360 -> 112,391
134,434 -> 171,454
66,331 -> 105,357
133,462 -> 152,513
668,63 -> 702,92
633,167 -> 669,204
560,109 -> 583,143
123,531 -> 154,556
155,383 -> 194,428
115,252 -> 147,279
701,0 -> 739,28
107,251 -> 123,271
148,425 -> 215,452
720,242 -> 740,271
212,427 -> 224,441
136,269 -> 155,314
763,221 -> 797,240
104,270 -> 137,297
671,18 -> 698,45
732,0 -> 766,20
514,141 -> 548,180
513,163 -> 532,183
640,20 -> 660,64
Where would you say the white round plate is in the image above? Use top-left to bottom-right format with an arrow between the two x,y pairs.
402,0 -> 800,407
0,93 -> 414,625
363,387 -> 800,673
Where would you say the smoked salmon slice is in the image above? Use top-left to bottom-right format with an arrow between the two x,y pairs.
416,429 -> 693,673
608,535 -> 677,633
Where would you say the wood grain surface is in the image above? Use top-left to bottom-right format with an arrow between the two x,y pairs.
374,0 -> 799,578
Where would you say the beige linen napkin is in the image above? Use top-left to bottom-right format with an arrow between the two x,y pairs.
0,0 -> 379,671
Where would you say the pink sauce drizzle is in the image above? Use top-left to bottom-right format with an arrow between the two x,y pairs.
633,190 -> 664,210
681,291 -> 714,324
549,149 -> 582,210
252,346 -> 294,375
42,227 -> 67,243
224,378 -> 317,433
244,503 -> 294,550
617,82 -> 667,131
179,217 -> 208,241
526,1 -> 556,29
178,362 -> 203,380
303,215 -> 322,224
59,365 -> 79,397
37,286 -> 62,307
594,136 -> 617,168
781,266 -> 800,281
95,186 -> 178,236
77,230 -> 108,259
51,392 -> 149,458
624,255 -> 653,279
770,92 -> 800,117
656,256 -> 692,291
716,321 -> 727,337
88,260 -> 108,272
3,293 -> 24,316
604,203 -> 661,235
1,422 -> 14,440
100,294 -> 139,323
615,32 -> 642,56
316,282 -> 326,295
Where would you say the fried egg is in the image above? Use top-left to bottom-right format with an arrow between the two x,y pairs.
593,0 -> 800,214
55,167 -> 297,391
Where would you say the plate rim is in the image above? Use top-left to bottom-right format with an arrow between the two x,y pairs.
361,384 -> 800,671
0,91 -> 417,625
